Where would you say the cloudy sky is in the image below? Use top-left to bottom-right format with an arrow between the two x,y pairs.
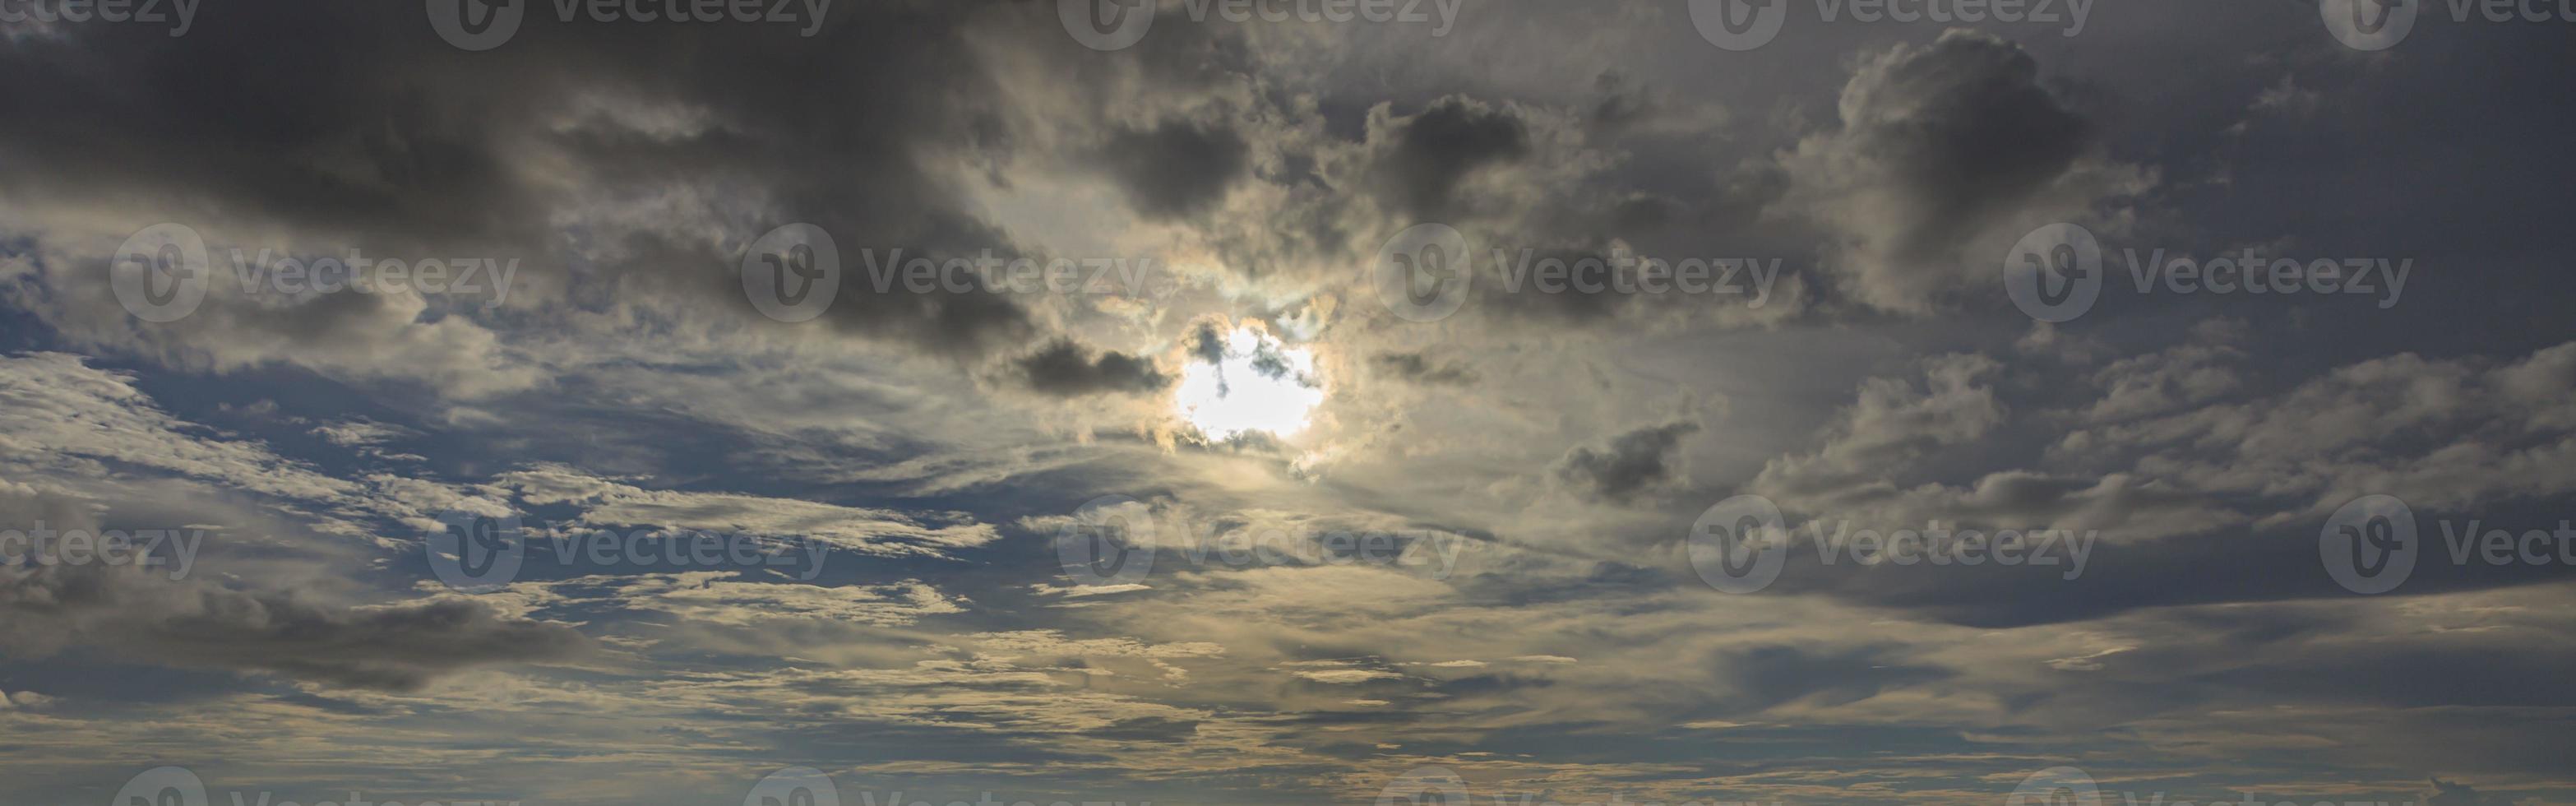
2,1 -> 2572,804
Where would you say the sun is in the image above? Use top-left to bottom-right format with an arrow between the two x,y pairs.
1175,327 -> 1325,440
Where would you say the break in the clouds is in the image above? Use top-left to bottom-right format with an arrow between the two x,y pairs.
1,1 -> 2573,804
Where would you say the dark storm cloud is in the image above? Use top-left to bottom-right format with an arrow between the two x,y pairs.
1780,30 -> 2139,311
1101,120 -> 1250,220
1015,339 -> 1170,397
0,0 -> 1052,361
0,561 -> 594,692
1555,421 -> 1700,503
1188,320 -> 1228,364
1376,96 -> 1529,221
1371,351 -> 1476,386
2425,778 -> 2510,805
0,492 -> 581,696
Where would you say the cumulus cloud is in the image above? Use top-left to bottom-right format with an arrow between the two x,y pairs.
1015,338 -> 1172,397
1778,30 -> 2151,313
1556,421 -> 1701,503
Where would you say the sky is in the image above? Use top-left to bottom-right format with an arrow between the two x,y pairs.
1,1 -> 2573,804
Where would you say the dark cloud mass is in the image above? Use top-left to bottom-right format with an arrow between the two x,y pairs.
1376,96 -> 1531,220
1556,421 -> 1700,503
1,1 -> 2572,804
1103,120 -> 1251,219
1015,338 -> 1171,396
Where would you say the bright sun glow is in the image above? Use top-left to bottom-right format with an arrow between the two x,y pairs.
1175,327 -> 1325,440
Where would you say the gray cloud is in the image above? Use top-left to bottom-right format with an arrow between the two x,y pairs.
1555,421 -> 1700,503
1015,339 -> 1172,397
1778,30 -> 2149,313
1101,120 -> 1251,220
